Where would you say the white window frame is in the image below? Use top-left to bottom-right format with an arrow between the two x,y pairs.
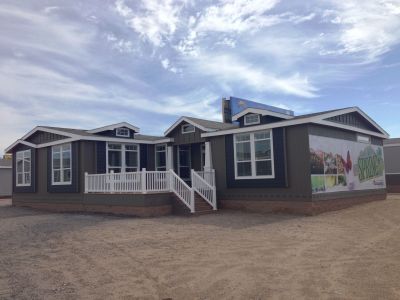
244,113 -> 260,126
181,124 -> 195,134
357,134 -> 371,144
115,127 -> 130,137
106,142 -> 140,173
52,143 -> 72,185
16,149 -> 31,187
233,130 -> 275,179
155,144 -> 167,171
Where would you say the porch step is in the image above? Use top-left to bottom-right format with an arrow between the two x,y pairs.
171,192 -> 215,216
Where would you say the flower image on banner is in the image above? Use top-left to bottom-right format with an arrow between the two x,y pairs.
309,135 -> 385,194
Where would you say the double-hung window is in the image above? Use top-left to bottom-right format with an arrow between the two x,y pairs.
16,149 -> 31,186
107,143 -> 139,173
234,130 -> 274,179
155,144 -> 166,171
52,144 -> 72,185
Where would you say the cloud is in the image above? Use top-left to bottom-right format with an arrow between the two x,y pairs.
192,53 -> 318,98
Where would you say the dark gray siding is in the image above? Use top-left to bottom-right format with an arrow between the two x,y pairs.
26,131 -> 68,144
384,145 -> 400,174
167,121 -> 205,145
210,125 -> 312,202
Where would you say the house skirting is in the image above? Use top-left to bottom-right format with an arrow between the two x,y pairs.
12,193 -> 173,217
219,191 -> 387,215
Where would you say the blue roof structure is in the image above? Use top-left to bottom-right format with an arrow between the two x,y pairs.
229,96 -> 294,117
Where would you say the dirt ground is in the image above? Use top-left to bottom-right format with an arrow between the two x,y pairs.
1,196 -> 400,300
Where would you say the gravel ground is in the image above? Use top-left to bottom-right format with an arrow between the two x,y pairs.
1,195 -> 400,300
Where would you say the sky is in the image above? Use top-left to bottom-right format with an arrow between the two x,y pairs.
1,0 -> 400,154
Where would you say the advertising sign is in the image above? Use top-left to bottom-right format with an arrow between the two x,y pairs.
309,135 -> 385,194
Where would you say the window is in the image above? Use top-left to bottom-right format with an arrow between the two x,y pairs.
16,149 -> 31,186
52,144 -> 71,185
234,130 -> 274,179
155,144 -> 167,171
357,134 -> 371,144
116,127 -> 130,137
182,124 -> 195,134
244,114 -> 260,126
107,143 -> 139,173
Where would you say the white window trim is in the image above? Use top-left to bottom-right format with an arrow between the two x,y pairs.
106,142 -> 140,173
357,134 -> 371,144
244,113 -> 260,126
115,128 -> 130,138
52,143 -> 72,185
181,124 -> 195,134
233,130 -> 275,180
155,144 -> 167,171
16,149 -> 31,187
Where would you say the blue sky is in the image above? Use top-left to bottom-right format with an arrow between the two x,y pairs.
1,0 -> 400,154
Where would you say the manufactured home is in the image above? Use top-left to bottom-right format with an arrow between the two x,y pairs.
384,138 -> 400,193
5,97 -> 388,216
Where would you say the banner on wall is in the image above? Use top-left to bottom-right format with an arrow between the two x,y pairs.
309,135 -> 386,194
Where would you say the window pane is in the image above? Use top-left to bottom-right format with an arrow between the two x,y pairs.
53,152 -> 61,169
125,144 -> 137,151
126,167 -> 137,172
256,160 -> 272,176
53,170 -> 61,183
125,151 -> 138,167
254,131 -> 270,140
245,114 -> 259,124
109,168 -> 121,173
17,160 -> 23,172
182,124 -> 194,132
25,173 -> 31,184
63,144 -> 71,151
24,161 -> 31,172
236,142 -> 251,161
24,150 -> 31,159
156,152 -> 166,167
17,174 -> 23,184
62,151 -> 71,168
255,140 -> 271,160
53,146 -> 61,153
108,151 -> 121,167
237,162 -> 252,177
156,145 -> 166,151
63,169 -> 71,182
235,134 -> 250,142
108,144 -> 122,150
16,152 -> 23,159
157,167 -> 166,171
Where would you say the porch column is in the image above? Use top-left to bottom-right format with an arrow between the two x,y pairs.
204,141 -> 212,171
166,145 -> 173,170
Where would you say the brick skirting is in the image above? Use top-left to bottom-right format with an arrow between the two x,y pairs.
220,193 -> 387,215
12,201 -> 172,217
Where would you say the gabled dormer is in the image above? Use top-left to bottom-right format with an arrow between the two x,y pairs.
232,107 -> 294,127
87,122 -> 140,139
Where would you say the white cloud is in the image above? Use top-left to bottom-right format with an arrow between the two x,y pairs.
114,0 -> 185,47
322,0 -> 400,63
193,53 -> 318,98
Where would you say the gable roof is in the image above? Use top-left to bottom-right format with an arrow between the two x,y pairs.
5,125 -> 172,153
164,116 -> 238,136
87,122 -> 140,134
201,107 -> 389,139
232,107 -> 294,121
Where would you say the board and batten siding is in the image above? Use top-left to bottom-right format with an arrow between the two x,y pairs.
26,130 -> 69,145
166,121 -> 205,145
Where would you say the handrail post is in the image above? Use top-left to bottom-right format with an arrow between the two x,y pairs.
168,169 -> 173,192
141,168 -> 147,194
190,187 -> 195,213
110,171 -> 115,193
212,170 -> 217,210
84,172 -> 88,193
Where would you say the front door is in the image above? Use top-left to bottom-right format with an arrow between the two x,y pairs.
178,145 -> 191,182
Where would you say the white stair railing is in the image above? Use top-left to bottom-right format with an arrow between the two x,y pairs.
196,170 -> 215,187
191,170 -> 217,210
169,169 -> 195,213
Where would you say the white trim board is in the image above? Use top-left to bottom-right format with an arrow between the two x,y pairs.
164,117 -> 217,136
201,107 -> 389,139
232,107 -> 294,121
0,166 -> 12,169
383,143 -> 400,148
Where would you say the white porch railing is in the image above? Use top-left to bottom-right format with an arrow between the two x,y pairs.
84,168 -> 215,213
191,170 -> 217,210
